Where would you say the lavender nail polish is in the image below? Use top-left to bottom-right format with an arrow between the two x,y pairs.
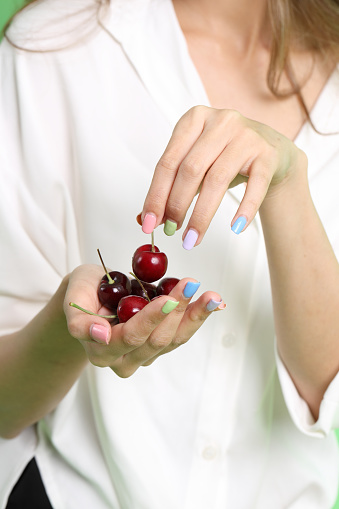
183,229 -> 198,250
206,299 -> 223,312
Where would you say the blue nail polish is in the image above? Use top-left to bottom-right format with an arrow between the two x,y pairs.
231,216 -> 247,234
183,281 -> 201,298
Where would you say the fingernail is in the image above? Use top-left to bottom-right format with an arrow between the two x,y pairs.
164,219 -> 177,236
206,299 -> 223,312
183,281 -> 201,298
231,216 -> 247,234
161,300 -> 179,314
90,324 -> 109,344
183,229 -> 198,250
142,213 -> 156,234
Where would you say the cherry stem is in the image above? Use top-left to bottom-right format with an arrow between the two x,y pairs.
151,231 -> 155,253
69,302 -> 117,318
129,272 -> 151,303
97,248 -> 114,284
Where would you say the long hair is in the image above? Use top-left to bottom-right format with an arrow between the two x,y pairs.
3,0 -> 339,128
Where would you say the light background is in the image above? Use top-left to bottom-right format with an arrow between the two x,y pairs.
1,1 -> 339,507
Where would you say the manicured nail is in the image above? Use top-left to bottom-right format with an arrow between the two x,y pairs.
206,299 -> 223,312
164,219 -> 177,236
161,300 -> 179,314
231,216 -> 247,234
90,324 -> 109,344
183,229 -> 198,250
142,213 -> 156,234
183,281 -> 201,298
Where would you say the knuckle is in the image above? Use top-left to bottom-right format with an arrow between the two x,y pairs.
186,105 -> 208,121
251,170 -> 271,188
147,189 -> 168,210
89,356 -> 108,369
180,158 -> 204,180
189,208 -> 210,229
245,197 -> 261,214
122,331 -> 144,349
148,336 -> 171,350
157,154 -> 179,174
171,335 -> 189,348
67,320 -> 82,340
112,365 -> 136,379
224,108 -> 243,126
166,198 -> 185,219
142,358 -> 155,367
204,168 -> 229,188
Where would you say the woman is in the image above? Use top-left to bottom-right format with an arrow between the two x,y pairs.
0,0 -> 339,507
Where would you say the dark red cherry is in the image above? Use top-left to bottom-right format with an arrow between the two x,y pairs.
156,277 -> 180,296
130,279 -> 157,300
117,295 -> 148,323
98,271 -> 131,311
132,244 -> 168,283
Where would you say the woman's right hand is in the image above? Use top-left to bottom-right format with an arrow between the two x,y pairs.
64,265 -> 225,378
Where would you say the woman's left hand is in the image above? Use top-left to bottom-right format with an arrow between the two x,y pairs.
140,106 -> 307,247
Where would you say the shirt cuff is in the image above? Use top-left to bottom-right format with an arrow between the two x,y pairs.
274,342 -> 339,438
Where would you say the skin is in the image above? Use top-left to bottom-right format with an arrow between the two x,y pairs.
0,268 -> 223,438
1,0 -> 338,438
140,0 -> 339,419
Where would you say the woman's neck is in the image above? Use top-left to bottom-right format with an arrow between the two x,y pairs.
172,0 -> 271,56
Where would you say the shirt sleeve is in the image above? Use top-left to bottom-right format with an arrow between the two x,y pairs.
275,339 -> 339,438
0,38 -> 81,335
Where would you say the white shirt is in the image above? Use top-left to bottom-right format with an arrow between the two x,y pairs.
1,1 -> 339,508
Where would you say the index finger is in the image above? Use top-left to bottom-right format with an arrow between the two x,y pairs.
140,107 -> 206,234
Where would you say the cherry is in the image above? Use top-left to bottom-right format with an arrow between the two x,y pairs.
132,233 -> 168,283
156,277 -> 180,296
130,279 -> 157,300
117,295 -> 148,323
97,249 -> 131,311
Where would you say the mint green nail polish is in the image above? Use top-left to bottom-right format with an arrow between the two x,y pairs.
161,300 -> 179,314
164,220 -> 177,236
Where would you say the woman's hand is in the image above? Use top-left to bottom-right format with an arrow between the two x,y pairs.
140,106 -> 307,247
64,265 -> 225,378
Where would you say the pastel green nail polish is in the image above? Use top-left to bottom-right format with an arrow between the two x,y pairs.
161,300 -> 179,314
164,220 -> 177,236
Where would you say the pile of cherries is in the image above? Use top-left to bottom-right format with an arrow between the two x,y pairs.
70,233 -> 179,323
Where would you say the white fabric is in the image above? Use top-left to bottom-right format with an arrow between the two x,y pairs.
1,0 -> 339,507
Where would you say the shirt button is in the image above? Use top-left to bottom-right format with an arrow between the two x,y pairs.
202,445 -> 218,460
222,332 -> 236,347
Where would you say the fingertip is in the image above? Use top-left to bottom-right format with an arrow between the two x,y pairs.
231,215 -> 248,235
142,213 -> 157,234
182,228 -> 199,250
89,323 -> 110,345
206,299 -> 226,312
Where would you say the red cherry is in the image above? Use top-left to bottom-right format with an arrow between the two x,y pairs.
156,277 -> 180,295
98,271 -> 131,311
117,295 -> 148,323
132,244 -> 168,283
130,279 -> 157,300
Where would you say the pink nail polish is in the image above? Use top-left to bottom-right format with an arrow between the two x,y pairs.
142,213 -> 157,234
90,324 -> 109,345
